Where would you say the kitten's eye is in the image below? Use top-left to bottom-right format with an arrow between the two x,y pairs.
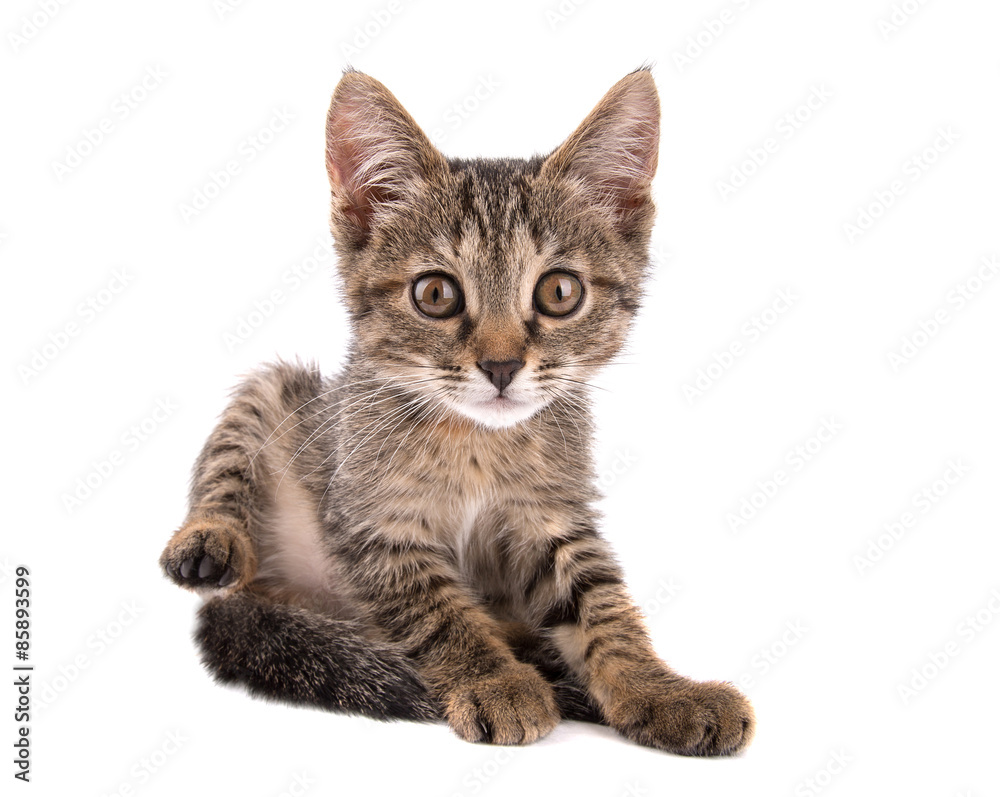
413,274 -> 463,319
534,271 -> 583,317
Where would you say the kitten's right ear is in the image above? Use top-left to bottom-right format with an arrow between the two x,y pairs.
325,70 -> 445,247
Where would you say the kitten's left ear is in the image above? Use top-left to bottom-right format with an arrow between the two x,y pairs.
326,70 -> 446,248
541,68 -> 660,233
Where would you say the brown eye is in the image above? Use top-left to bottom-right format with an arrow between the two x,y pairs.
534,271 -> 583,317
413,274 -> 462,318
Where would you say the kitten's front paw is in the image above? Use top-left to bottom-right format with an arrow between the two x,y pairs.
445,661 -> 560,745
611,679 -> 755,756
159,514 -> 255,591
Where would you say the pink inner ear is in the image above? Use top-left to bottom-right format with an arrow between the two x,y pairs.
326,91 -> 423,240
327,121 -> 375,234
327,110 -> 370,196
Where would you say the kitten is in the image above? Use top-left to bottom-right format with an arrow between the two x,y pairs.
159,67 -> 755,755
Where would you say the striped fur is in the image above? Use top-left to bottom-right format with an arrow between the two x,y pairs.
159,69 -> 754,755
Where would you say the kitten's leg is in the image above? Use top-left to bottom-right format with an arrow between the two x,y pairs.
159,361 -> 323,591
500,622 -> 603,724
335,534 -> 560,744
530,521 -> 755,756
159,363 -> 443,721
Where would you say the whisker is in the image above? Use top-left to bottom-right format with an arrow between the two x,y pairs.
374,388 -> 451,484
248,374 -> 418,465
542,374 -> 609,393
542,386 -> 588,442
252,382 -> 386,466
369,387 -> 447,476
269,380 -> 403,486
269,374 -> 453,490
321,395 -> 436,503
543,402 -> 570,458
323,395 -> 433,479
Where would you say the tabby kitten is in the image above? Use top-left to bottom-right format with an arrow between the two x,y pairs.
159,68 -> 755,755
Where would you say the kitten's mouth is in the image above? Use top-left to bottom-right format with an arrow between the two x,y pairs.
478,394 -> 517,407
473,393 -> 539,411
451,392 -> 544,429
469,395 -> 524,415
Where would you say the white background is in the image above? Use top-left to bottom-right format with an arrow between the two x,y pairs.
4,0 -> 1000,795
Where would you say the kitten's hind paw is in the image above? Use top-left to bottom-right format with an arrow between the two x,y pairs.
159,514 -> 255,591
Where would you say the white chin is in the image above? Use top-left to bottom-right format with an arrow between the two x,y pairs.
450,396 -> 543,429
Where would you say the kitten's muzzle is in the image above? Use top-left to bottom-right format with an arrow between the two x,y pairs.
477,359 -> 524,393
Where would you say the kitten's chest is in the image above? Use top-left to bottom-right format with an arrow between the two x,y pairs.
342,413 -> 585,610
431,418 -> 555,506
408,421 -> 569,570
370,415 -> 556,532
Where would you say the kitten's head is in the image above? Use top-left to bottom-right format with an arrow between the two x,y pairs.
325,68 -> 659,430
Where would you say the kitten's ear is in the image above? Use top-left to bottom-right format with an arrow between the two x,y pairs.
325,70 -> 445,247
541,69 -> 660,233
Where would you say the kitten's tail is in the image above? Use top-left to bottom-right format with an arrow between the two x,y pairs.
195,591 -> 441,721
194,591 -> 604,724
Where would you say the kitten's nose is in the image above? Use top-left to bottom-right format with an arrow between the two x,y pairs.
477,359 -> 524,393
